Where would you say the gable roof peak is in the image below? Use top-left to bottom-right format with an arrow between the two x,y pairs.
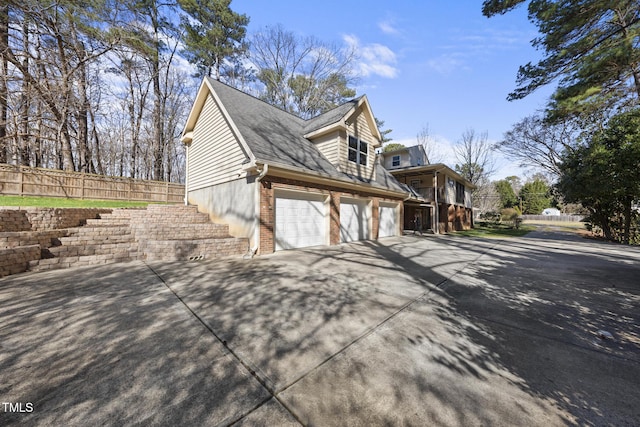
303,94 -> 381,141
204,77 -> 306,122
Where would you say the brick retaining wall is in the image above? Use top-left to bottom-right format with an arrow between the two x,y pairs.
0,245 -> 40,277
0,207 -> 112,231
0,230 -> 68,249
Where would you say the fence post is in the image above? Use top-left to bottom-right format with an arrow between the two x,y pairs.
128,179 -> 132,202
165,181 -> 169,203
81,174 -> 85,199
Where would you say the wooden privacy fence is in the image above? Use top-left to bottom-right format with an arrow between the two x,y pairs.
0,164 -> 185,203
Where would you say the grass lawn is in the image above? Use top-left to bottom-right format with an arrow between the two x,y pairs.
0,195 -> 152,208
453,223 -> 535,238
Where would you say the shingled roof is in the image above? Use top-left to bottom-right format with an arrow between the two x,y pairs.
194,77 -> 407,195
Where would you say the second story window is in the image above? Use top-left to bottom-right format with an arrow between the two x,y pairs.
456,181 -> 465,205
348,135 -> 368,166
392,155 -> 400,167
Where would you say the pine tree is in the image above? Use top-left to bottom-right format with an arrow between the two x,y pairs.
179,0 -> 249,80
483,1 -> 640,119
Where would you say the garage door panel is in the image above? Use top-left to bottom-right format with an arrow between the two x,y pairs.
378,205 -> 397,238
340,199 -> 370,243
275,195 -> 326,251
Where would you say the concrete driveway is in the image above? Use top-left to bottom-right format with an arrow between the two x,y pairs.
1,229 -> 639,426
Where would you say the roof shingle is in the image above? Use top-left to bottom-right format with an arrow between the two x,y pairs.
205,77 -> 407,194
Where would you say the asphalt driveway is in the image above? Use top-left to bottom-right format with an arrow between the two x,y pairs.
1,229 -> 638,426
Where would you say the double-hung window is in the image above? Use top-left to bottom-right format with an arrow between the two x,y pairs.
348,135 -> 368,166
392,155 -> 400,167
456,181 -> 465,205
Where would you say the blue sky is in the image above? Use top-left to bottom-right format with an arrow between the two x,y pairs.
232,0 -> 553,179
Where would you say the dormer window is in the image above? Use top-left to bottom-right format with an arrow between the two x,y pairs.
392,155 -> 400,167
348,135 -> 368,166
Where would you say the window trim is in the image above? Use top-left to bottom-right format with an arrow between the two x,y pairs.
455,181 -> 465,205
348,135 -> 368,166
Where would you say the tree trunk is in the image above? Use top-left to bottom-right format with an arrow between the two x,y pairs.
59,119 -> 75,171
0,4 -> 8,164
77,59 -> 91,172
150,7 -> 164,182
152,58 -> 164,181
89,104 -> 103,175
34,103 -> 42,167
18,19 -> 30,166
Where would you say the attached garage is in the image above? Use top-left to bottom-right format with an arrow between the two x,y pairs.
275,192 -> 328,251
378,203 -> 398,238
340,198 -> 371,243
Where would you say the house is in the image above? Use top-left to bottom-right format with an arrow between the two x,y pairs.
181,77 -> 410,254
381,145 -> 475,233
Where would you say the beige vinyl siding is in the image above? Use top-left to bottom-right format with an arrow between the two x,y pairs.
311,131 -> 340,166
382,152 -> 412,169
465,188 -> 473,208
445,176 -> 456,205
342,107 -> 377,179
188,93 -> 248,191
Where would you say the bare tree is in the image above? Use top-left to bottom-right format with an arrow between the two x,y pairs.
249,24 -> 358,119
475,177 -> 500,214
454,128 -> 496,188
2,1 -> 122,171
0,3 -> 8,163
496,113 -> 579,179
416,123 -> 445,164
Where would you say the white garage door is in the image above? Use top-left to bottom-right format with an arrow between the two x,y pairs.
340,198 -> 370,243
378,204 -> 397,238
275,194 -> 326,251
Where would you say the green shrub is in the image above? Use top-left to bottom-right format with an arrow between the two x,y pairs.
500,207 -> 522,229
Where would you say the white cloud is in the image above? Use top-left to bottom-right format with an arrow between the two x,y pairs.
426,54 -> 469,76
424,27 -> 531,76
378,20 -> 399,35
344,34 -> 399,79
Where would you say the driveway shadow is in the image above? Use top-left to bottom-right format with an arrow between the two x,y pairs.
2,232 -> 638,426
436,233 -> 640,425
0,262 -> 269,426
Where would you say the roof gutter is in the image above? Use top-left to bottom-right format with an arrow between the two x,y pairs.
251,160 -> 409,199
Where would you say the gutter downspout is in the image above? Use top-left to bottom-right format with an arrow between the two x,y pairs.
184,143 -> 190,205
248,164 -> 268,258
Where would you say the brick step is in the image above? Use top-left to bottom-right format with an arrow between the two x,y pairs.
29,251 -> 142,273
131,213 -> 211,223
105,209 -> 145,218
145,204 -> 197,211
48,241 -> 138,258
131,223 -> 230,240
1,230 -> 68,249
85,218 -> 131,226
64,226 -> 132,238
143,237 -> 248,262
59,234 -> 134,247
3,203 -> 246,277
